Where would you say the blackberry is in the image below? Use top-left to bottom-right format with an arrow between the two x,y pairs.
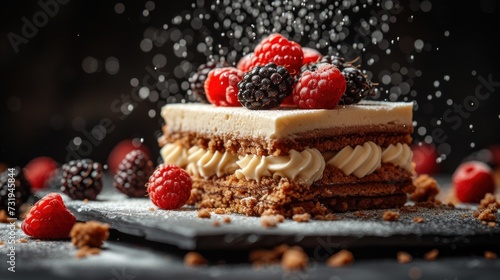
319,55 -> 350,69
113,150 -> 154,198
318,55 -> 377,104
189,60 -> 231,103
341,66 -> 376,105
237,63 -> 294,110
0,167 -> 32,217
61,159 -> 103,200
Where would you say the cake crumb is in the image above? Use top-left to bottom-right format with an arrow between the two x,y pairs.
83,198 -> 89,204
292,213 -> 311,223
292,207 -> 306,215
472,211 -> 480,218
70,221 -> 109,249
397,251 -> 413,264
261,214 -> 284,228
75,246 -> 102,258
314,213 -> 337,221
484,251 -> 497,259
479,193 -> 499,210
0,240 -> 5,246
412,217 -> 425,223
461,213 -> 468,219
411,174 -> 440,202
353,211 -> 368,218
18,238 -> 28,243
488,221 -> 497,227
0,210 -> 9,223
223,216 -> 231,223
214,208 -> 225,214
197,209 -> 211,219
149,207 -> 155,212
281,246 -> 308,271
478,208 -> 496,222
424,249 -> 439,261
326,250 -> 354,267
383,210 -> 400,221
184,252 -> 208,267
212,221 -> 220,227
249,244 -> 288,267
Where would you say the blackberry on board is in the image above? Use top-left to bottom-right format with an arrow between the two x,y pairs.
0,167 -> 32,217
113,150 -> 154,198
61,159 -> 103,200
237,63 -> 294,110
189,60 -> 231,103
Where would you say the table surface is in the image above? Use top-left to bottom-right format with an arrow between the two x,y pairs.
1,175 -> 500,280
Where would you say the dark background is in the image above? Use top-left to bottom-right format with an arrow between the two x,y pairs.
1,0 -> 499,174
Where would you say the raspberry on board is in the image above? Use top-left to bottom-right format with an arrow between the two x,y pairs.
205,67 -> 244,106
452,161 -> 496,203
24,156 -> 59,191
292,63 -> 346,109
253,33 -> 304,76
21,192 -> 76,239
147,164 -> 192,210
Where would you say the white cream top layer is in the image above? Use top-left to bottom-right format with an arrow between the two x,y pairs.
161,101 -> 413,139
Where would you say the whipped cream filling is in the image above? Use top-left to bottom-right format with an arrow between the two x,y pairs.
160,142 -> 413,184
235,148 -> 325,184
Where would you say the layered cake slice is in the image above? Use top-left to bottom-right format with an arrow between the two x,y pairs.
158,100 -> 415,217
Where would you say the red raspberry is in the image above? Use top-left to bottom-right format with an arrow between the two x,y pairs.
204,67 -> 243,106
236,52 -> 254,72
411,143 -> 439,175
292,63 -> 346,109
24,156 -> 59,191
147,164 -> 192,210
452,161 -> 496,203
302,47 -> 322,65
253,33 -> 304,76
21,192 -> 76,239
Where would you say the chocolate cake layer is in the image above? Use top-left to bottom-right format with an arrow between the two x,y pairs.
188,164 -> 414,217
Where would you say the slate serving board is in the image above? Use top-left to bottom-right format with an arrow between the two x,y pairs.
63,182 -> 500,251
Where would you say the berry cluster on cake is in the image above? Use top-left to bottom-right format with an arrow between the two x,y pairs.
157,33 -> 416,217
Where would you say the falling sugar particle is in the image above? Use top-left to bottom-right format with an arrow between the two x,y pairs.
470,142 -> 475,148
114,3 -> 125,14
73,137 -> 82,146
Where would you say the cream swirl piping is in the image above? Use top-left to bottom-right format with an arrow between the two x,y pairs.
160,143 -> 189,167
235,148 -> 325,185
186,146 -> 239,178
327,141 -> 382,178
381,143 -> 413,171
